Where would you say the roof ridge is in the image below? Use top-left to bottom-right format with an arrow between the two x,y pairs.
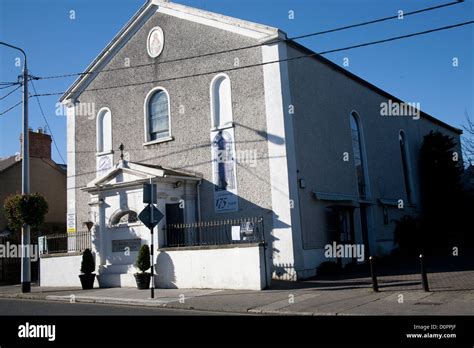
60,0 -> 282,103
153,0 -> 281,35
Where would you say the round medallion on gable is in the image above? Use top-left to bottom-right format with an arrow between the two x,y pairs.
147,26 -> 164,58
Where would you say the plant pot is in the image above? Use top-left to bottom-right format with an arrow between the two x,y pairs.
79,273 -> 96,290
134,273 -> 151,289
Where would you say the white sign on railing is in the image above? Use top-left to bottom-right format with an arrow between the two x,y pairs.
38,236 -> 47,255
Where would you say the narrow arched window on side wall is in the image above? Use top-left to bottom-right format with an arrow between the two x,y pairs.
147,89 -> 170,141
350,112 -> 367,198
97,108 -> 112,153
399,131 -> 414,204
210,74 -> 233,129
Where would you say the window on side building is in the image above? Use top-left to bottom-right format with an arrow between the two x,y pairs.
350,111 -> 368,198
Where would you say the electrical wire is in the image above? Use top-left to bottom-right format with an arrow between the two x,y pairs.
0,84 -> 21,101
0,100 -> 22,116
29,78 -> 67,164
32,1 -> 465,81
30,20 -> 474,98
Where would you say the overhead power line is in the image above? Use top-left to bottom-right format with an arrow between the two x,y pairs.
318,20 -> 474,55
30,20 -> 474,99
0,100 -> 22,116
30,79 -> 66,164
0,84 -> 21,101
291,0 -> 464,40
0,83 -> 21,90
32,0 -> 464,81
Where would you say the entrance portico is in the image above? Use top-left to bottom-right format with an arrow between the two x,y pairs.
82,159 -> 201,287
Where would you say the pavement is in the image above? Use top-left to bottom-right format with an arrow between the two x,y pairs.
0,297 -> 235,315
0,269 -> 473,315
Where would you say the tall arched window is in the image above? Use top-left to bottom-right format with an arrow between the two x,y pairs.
97,108 -> 112,153
399,131 -> 414,204
210,74 -> 233,129
145,88 -> 170,142
350,112 -> 367,198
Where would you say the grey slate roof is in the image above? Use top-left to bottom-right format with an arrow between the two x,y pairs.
0,156 -> 19,173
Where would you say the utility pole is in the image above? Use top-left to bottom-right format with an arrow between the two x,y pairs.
0,42 -> 30,293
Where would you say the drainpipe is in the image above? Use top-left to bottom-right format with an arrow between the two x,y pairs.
196,180 -> 202,222
261,218 -> 269,289
196,180 -> 202,244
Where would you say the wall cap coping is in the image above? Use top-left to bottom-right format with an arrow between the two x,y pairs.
40,251 -> 83,259
158,242 -> 264,252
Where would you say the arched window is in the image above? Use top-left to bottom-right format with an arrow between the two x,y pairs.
97,108 -> 112,153
145,88 -> 170,142
350,112 -> 367,198
399,131 -> 414,204
110,210 -> 138,226
210,74 -> 233,129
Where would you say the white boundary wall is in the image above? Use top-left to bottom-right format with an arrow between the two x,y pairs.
40,245 -> 268,290
155,245 -> 268,290
40,254 -> 90,287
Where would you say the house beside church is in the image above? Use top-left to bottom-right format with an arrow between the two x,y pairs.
40,0 -> 462,290
0,129 -> 66,283
0,129 -> 67,234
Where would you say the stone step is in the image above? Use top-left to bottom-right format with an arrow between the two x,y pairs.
97,273 -> 137,288
100,264 -> 137,274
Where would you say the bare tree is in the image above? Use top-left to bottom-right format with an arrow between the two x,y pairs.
462,111 -> 474,167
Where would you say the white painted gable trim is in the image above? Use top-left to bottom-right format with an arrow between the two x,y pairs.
84,160 -> 201,191
85,162 -> 163,190
60,1 -> 156,103
60,0 -> 282,103
155,0 -> 279,40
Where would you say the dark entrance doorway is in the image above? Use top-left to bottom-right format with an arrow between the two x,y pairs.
326,205 -> 357,266
165,203 -> 184,247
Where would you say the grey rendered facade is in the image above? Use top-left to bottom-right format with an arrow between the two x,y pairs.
284,42 -> 461,278
58,0 -> 461,285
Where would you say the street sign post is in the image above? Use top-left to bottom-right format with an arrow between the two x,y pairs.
138,182 -> 164,299
143,183 -> 157,204
138,204 -> 163,230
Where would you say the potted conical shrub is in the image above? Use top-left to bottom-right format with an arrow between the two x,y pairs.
79,249 -> 96,289
134,244 -> 151,289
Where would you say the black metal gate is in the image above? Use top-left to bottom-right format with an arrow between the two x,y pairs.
0,236 -> 38,284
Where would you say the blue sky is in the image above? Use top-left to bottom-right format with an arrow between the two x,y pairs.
0,0 -> 472,164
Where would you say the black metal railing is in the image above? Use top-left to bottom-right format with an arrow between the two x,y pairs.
165,217 -> 264,248
40,231 -> 92,254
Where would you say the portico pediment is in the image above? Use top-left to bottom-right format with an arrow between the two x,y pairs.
83,160 -> 201,193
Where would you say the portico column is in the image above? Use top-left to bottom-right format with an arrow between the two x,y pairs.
95,198 -> 107,268
88,197 -> 107,270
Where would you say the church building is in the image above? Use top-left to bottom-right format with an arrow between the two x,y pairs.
40,0 -> 462,290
